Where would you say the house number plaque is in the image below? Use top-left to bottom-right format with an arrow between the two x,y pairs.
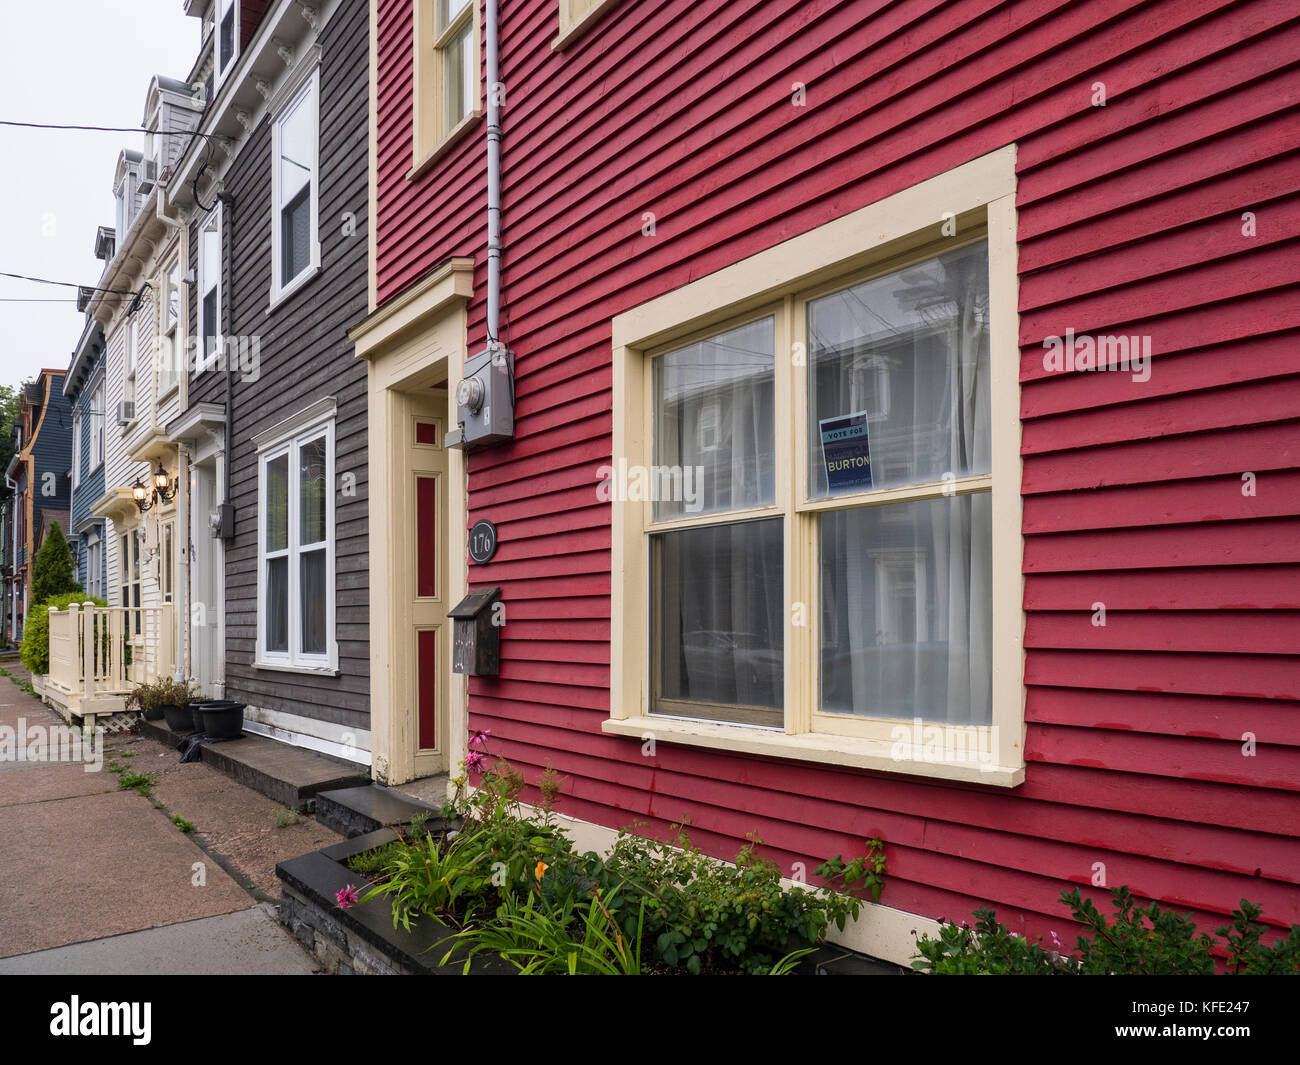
468,519 -> 498,564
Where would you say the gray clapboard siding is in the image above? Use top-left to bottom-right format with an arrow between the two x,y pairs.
187,0 -> 371,732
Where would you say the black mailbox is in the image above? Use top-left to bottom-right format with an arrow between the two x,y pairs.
448,586 -> 502,676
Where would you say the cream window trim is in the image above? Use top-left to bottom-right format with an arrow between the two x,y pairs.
552,0 -> 620,50
411,0 -> 482,172
606,145 -> 1025,784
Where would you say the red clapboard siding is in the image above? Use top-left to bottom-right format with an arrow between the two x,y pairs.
374,0 -> 1300,944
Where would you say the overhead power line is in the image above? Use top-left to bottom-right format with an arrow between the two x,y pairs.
0,271 -> 138,297
0,119 -> 221,139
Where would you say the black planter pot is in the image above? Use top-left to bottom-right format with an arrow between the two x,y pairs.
142,702 -> 167,722
190,703 -> 207,732
199,701 -> 246,740
162,703 -> 194,731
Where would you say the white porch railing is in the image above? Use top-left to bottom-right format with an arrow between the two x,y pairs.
47,603 -> 176,706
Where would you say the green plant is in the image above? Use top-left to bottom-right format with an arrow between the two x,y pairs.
345,841 -> 407,877
446,890 -> 646,975
126,677 -> 199,715
19,593 -> 107,675
594,827 -> 883,975
361,831 -> 494,932
115,770 -> 155,798
273,806 -> 300,827
31,521 -> 81,606
407,810 -> 430,841
172,815 -> 195,833
912,887 -> 1300,975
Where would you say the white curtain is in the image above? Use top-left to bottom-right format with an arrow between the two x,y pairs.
653,319 -> 782,720
813,243 -> 992,724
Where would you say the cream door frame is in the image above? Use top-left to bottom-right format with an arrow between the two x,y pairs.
350,258 -> 474,786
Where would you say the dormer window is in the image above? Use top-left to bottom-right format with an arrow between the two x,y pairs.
216,0 -> 239,83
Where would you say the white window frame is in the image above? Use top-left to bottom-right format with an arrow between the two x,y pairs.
215,0 -> 239,88
71,409 -> 81,489
86,533 -> 102,600
254,399 -> 338,673
270,68 -> 321,305
604,147 -> 1026,786
159,261 -> 181,398
89,375 -> 105,471
198,206 -> 222,373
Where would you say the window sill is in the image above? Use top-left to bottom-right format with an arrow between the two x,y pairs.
601,715 -> 1025,787
268,259 -> 322,313
254,659 -> 339,677
408,110 -> 481,182
552,0 -> 620,50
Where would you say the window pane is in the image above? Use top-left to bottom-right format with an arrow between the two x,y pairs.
439,0 -> 471,26
202,221 -> 220,291
808,241 -> 990,497
819,493 -> 992,724
167,267 -> 179,326
299,436 -> 327,545
202,290 -> 218,361
445,21 -> 473,129
266,455 -> 288,552
280,92 -> 313,204
653,317 -> 775,520
653,518 -> 783,726
266,556 -> 288,652
299,549 -> 327,655
219,8 -> 235,70
281,185 -> 311,285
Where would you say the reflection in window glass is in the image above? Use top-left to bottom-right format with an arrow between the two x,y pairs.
808,241 -> 990,497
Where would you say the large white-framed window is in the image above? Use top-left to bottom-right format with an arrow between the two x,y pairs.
605,147 -> 1025,785
160,521 -> 175,605
123,316 -> 138,416
120,527 -> 142,636
89,375 -> 105,470
215,0 -> 239,86
86,532 -> 103,599
198,206 -> 222,372
410,0 -> 481,173
271,69 -> 321,302
159,261 -> 181,397
255,399 -> 337,672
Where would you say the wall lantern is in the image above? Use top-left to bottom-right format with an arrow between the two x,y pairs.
132,463 -> 177,512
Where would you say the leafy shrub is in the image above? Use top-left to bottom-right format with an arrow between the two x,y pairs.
20,593 -> 106,675
913,886 -> 1300,975
31,521 -> 81,606
594,827 -> 882,975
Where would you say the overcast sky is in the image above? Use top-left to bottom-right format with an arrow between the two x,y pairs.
0,0 -> 198,387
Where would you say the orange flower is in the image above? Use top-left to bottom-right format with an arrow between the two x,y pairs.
535,861 -> 549,880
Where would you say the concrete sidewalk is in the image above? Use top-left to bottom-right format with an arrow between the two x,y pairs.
0,663 -> 323,974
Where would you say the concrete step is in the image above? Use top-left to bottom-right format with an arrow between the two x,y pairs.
139,718 -> 369,811
315,785 -> 443,838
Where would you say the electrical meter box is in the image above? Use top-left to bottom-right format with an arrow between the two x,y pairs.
450,343 -> 514,448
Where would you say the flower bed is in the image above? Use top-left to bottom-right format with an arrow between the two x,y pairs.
323,739 -> 886,976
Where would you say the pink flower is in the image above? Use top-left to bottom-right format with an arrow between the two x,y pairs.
1050,930 -> 1063,949
336,884 -> 360,909
469,729 -> 491,748
465,749 -> 486,771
